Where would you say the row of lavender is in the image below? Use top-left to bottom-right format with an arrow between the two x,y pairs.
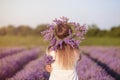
7,47 -> 118,80
7,55 -> 54,80
7,53 -> 115,80
77,55 -> 115,80
81,46 -> 120,74
0,47 -> 25,59
0,47 -> 42,80
0,46 -> 119,80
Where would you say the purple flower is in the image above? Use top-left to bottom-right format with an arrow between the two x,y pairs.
41,16 -> 87,51
44,55 -> 55,65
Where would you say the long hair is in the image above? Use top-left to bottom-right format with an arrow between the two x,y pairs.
48,23 -> 81,69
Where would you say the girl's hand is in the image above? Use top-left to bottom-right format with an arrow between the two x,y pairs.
45,64 -> 53,73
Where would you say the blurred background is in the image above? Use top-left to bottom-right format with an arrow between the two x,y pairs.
0,0 -> 120,47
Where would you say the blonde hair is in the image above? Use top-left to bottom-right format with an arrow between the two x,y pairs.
48,23 -> 81,69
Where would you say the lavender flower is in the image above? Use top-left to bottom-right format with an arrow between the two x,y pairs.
41,16 -> 87,51
8,54 -> 55,80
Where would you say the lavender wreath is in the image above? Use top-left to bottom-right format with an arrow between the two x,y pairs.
41,16 -> 87,51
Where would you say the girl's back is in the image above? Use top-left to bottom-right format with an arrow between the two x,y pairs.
48,50 -> 79,80
42,16 -> 87,80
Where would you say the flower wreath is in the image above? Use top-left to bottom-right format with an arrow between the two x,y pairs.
41,16 -> 87,51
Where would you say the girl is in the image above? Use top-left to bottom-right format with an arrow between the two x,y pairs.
42,17 -> 87,80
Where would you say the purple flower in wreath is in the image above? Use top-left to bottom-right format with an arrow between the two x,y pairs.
41,16 -> 87,51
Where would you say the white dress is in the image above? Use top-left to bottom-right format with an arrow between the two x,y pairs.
46,50 -> 79,80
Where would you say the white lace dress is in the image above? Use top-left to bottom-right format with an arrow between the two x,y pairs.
46,50 -> 79,80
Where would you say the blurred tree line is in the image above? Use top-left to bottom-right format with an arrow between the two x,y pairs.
0,24 -> 120,37
0,24 -> 47,36
86,24 -> 120,37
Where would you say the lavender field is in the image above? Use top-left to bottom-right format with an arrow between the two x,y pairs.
0,46 -> 120,80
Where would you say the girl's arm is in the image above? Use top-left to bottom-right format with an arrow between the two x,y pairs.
45,47 -> 55,73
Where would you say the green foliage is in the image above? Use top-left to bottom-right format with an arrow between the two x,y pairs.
0,24 -> 120,37
0,27 -> 6,35
34,24 -> 48,36
110,25 -> 120,37
86,24 -> 120,37
87,24 -> 100,37
5,25 -> 15,35
15,25 -> 33,36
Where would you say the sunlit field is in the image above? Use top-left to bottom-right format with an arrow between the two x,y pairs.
0,36 -> 120,80
0,36 -> 48,47
0,35 -> 120,80
0,36 -> 120,47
